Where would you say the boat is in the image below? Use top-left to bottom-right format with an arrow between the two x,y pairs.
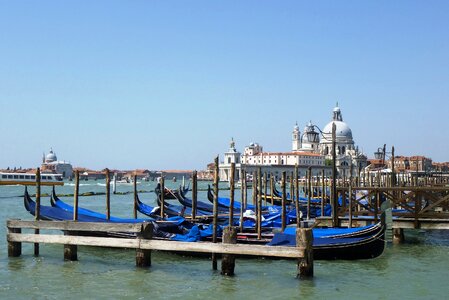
155,183 -> 189,200
267,215 -> 386,260
0,171 -> 64,186
24,187 -> 187,238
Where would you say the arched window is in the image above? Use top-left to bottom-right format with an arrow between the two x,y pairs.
342,146 -> 346,154
228,157 -> 231,164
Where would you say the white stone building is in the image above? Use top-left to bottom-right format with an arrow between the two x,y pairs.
41,148 -> 73,179
219,104 -> 367,181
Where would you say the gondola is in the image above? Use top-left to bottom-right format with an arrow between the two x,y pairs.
269,226 -> 386,260
155,183 -> 189,200
24,187 -> 187,238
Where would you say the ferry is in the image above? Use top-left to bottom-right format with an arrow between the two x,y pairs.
0,172 -> 64,186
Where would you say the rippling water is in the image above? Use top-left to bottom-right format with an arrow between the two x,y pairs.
1,181 -> 448,299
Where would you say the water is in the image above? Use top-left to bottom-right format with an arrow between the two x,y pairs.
1,181 -> 449,299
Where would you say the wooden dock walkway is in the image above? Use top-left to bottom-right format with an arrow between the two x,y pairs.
6,219 -> 314,279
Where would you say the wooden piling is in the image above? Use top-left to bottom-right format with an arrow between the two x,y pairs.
321,169 -> 325,217
73,170 -> 79,221
160,176 -> 165,218
264,172 -> 268,207
331,123 -> 338,227
105,168 -> 111,220
34,168 -> 41,256
393,228 -> 404,244
281,171 -> 287,231
133,174 -> 137,219
270,176 -> 274,205
295,165 -> 300,228
221,226 -> 237,276
64,230 -> 78,261
257,168 -> 262,240
212,156 -> 219,270
307,167 -> 312,221
136,222 -> 153,267
8,222 -> 21,257
192,170 -> 197,221
229,163 -> 235,225
252,171 -> 257,207
239,169 -> 245,233
296,228 -> 313,278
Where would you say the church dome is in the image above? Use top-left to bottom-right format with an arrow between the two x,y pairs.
45,149 -> 57,163
322,121 -> 353,140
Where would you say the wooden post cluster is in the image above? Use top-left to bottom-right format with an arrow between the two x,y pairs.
295,164 -> 300,228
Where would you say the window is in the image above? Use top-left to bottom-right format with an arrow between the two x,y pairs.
25,175 -> 30,179
19,175 -> 24,179
13,175 -> 18,179
2,175 -> 6,179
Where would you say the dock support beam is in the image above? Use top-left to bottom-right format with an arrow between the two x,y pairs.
136,222 -> 153,267
393,228 -> 405,244
297,228 -> 313,279
8,226 -> 21,257
64,231 -> 78,261
221,226 -> 237,276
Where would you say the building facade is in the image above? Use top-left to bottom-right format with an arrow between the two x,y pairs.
219,104 -> 368,181
41,148 -> 73,179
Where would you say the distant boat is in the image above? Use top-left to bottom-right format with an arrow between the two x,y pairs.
0,172 -> 64,186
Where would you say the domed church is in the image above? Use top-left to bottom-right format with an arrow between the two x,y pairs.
292,104 -> 367,177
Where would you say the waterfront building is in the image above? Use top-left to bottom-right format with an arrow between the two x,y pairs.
41,148 -> 73,179
219,104 -> 367,181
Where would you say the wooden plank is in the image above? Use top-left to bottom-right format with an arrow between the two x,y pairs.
7,233 -> 305,258
141,240 -> 305,258
7,220 -> 144,232
8,233 -> 140,249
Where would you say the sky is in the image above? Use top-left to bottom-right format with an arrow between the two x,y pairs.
1,1 -> 448,170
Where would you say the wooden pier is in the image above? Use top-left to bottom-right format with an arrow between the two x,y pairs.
6,220 -> 314,279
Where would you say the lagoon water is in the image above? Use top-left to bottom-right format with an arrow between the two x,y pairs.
1,181 -> 448,299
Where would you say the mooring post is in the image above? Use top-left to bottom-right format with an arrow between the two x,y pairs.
281,171 -> 287,231
7,220 -> 21,257
160,176 -> 165,218
192,170 -> 197,221
212,156 -> 219,270
393,228 -> 405,244
331,123 -> 338,227
295,164 -> 300,228
73,170 -> 79,221
64,227 -> 78,261
133,173 -> 138,219
321,169 -> 325,217
136,222 -> 153,267
239,169 -> 245,233
297,228 -> 313,279
257,167 -> 262,240
307,167 -> 312,221
229,163 -> 235,225
263,172 -> 268,207
221,226 -> 237,276
270,176 -> 274,205
105,168 -> 111,220
35,167 -> 41,256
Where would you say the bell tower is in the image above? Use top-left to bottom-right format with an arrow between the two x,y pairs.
292,122 -> 301,151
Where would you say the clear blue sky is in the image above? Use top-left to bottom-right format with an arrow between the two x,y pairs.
1,1 -> 448,170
